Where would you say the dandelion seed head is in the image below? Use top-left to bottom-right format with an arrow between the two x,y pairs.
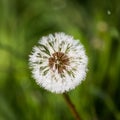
29,32 -> 88,93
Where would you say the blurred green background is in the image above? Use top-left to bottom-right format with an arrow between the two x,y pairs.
0,0 -> 120,120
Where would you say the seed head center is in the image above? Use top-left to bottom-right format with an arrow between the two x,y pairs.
49,52 -> 69,73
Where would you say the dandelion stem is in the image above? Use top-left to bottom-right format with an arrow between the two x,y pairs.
63,93 -> 82,120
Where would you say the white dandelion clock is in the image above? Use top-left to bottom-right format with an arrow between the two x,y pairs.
29,32 -> 88,93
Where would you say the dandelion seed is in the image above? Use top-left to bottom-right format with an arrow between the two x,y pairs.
107,10 -> 111,15
29,32 -> 88,93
